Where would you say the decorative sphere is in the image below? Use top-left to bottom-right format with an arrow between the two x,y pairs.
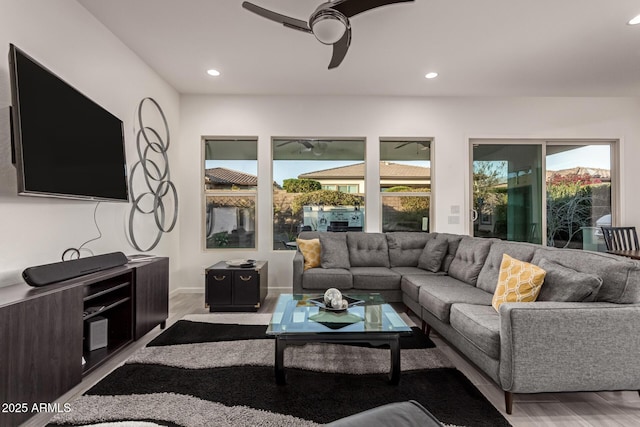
324,288 -> 342,306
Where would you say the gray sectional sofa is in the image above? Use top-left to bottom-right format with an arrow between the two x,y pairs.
292,231 -> 640,414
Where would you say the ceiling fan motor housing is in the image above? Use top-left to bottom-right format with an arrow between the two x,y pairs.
310,8 -> 349,45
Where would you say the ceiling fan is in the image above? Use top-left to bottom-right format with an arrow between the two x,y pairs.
242,0 -> 414,69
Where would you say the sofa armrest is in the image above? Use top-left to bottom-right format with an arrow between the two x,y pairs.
292,251 -> 304,294
499,301 -> 640,393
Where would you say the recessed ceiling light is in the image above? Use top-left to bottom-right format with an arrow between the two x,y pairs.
425,72 -> 438,79
206,69 -> 221,77
628,14 -> 640,25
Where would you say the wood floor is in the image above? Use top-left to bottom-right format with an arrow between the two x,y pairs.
26,291 -> 640,427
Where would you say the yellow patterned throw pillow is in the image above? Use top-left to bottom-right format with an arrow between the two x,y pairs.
296,238 -> 321,270
492,254 -> 546,312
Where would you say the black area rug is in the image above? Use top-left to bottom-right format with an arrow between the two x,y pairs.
148,320 -> 434,350
49,319 -> 511,427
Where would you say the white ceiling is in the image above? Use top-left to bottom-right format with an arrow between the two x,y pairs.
77,0 -> 640,96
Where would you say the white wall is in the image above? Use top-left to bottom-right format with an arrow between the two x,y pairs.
0,0 -> 181,288
178,95 -> 640,290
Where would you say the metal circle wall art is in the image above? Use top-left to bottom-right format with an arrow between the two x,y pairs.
128,97 -> 178,252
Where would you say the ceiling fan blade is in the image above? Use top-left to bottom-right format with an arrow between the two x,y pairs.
277,141 -> 295,147
330,0 -> 414,18
300,140 -> 314,149
242,2 -> 312,33
328,27 -> 351,69
394,142 -> 412,149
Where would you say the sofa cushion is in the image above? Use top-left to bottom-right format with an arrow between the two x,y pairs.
347,232 -> 390,267
418,276 -> 494,323
417,237 -> 449,272
319,233 -> 350,269
532,246 -> 640,303
476,241 -> 538,293
350,267 -> 401,290
492,254 -> 546,311
450,303 -> 501,359
302,268 -> 353,290
536,258 -> 603,302
447,237 -> 494,286
386,232 -> 434,267
437,233 -> 464,272
400,272 -> 445,301
296,238 -> 321,270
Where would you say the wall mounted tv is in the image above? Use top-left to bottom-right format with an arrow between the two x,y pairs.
8,44 -> 129,202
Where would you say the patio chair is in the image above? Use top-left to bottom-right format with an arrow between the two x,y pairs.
600,226 -> 640,251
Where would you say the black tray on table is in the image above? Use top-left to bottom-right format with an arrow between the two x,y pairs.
308,295 -> 364,312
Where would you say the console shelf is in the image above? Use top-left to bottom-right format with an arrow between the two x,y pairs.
82,296 -> 131,321
82,338 -> 131,375
0,257 -> 169,427
84,280 -> 132,302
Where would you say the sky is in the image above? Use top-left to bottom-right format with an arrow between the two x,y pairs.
545,145 -> 611,171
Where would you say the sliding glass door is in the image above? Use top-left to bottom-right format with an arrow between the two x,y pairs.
545,143 -> 612,250
472,144 -> 543,244
471,140 -> 615,251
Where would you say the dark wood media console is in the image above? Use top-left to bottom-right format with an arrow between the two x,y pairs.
0,257 -> 169,427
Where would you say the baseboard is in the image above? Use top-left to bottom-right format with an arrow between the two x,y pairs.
170,285 -> 292,297
267,286 -> 293,292
170,287 -> 204,296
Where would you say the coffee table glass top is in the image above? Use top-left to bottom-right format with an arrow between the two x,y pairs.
266,293 -> 412,335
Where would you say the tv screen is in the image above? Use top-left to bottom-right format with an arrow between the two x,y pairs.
8,44 -> 129,202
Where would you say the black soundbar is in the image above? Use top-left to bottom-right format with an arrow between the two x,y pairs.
22,252 -> 129,287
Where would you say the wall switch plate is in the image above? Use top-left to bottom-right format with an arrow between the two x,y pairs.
450,205 -> 460,214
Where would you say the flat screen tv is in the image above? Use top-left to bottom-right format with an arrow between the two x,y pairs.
8,44 -> 129,202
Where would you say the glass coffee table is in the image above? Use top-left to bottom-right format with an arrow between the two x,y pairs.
266,293 -> 412,385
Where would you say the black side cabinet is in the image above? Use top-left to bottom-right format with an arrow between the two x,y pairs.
205,261 -> 268,312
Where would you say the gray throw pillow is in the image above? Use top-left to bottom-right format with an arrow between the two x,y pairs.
417,237 -> 449,272
319,233 -> 350,269
537,258 -> 603,302
438,233 -> 463,272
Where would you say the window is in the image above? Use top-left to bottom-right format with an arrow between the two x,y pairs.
322,184 -> 359,193
272,138 -> 365,250
380,139 -> 431,232
203,138 -> 257,249
471,139 -> 616,251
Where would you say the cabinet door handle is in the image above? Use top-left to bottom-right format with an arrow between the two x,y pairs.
239,275 -> 253,281
213,275 -> 226,281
